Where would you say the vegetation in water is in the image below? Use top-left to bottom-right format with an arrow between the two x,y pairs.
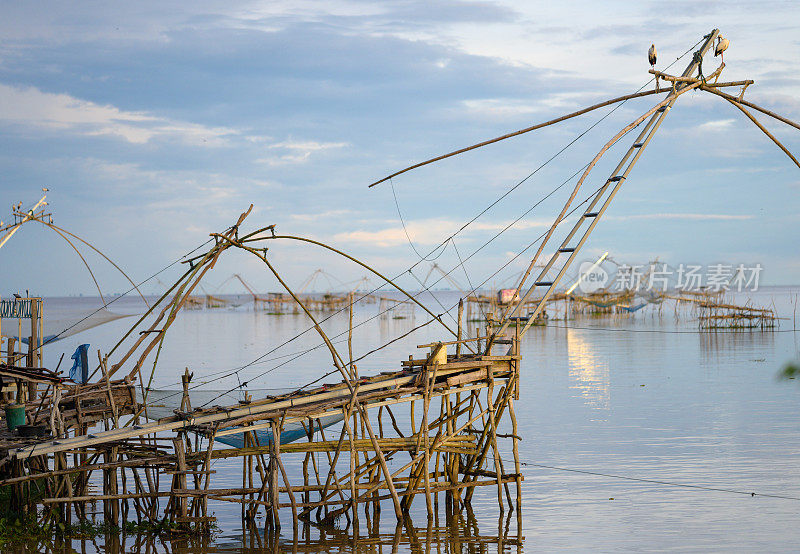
0,488 -> 218,546
778,361 -> 800,381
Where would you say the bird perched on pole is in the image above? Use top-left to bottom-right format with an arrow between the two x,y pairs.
648,44 -> 658,87
715,35 -> 729,63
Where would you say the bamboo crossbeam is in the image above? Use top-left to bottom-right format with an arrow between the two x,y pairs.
13,371 -> 422,457
648,68 -> 753,89
417,335 -> 498,349
206,436 -> 474,456
0,454 -> 166,487
277,476 -> 524,512
43,491 -> 172,504
16,357 -> 513,459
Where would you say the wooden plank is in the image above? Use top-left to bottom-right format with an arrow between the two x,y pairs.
447,368 -> 488,387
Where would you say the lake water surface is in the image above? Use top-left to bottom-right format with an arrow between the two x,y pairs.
21,287 -> 800,551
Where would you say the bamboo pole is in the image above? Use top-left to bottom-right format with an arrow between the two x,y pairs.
272,419 -> 298,527
456,299 -> 464,357
700,85 -> 800,131
718,95 -> 800,169
367,87 -> 673,187
421,364 -> 435,518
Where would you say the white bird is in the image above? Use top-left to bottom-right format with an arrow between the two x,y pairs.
715,35 -> 729,63
648,44 -> 657,69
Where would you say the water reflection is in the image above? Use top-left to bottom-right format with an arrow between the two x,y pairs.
699,328 -> 776,361
23,503 -> 523,553
566,329 -> 610,410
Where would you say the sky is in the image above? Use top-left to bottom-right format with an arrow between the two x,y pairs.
0,0 -> 798,298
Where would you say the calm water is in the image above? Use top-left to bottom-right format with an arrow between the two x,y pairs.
15,287 -> 800,551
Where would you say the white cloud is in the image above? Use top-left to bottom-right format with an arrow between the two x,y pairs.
331,217 -> 549,247
290,209 -> 355,221
235,1 -> 385,21
461,98 -> 543,117
0,83 -> 238,145
333,219 -> 453,247
611,213 -> 754,221
256,139 -> 348,165
696,118 -> 737,132
68,158 -> 271,212
460,91 -> 598,118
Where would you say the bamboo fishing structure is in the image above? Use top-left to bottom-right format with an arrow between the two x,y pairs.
0,208 -> 524,535
698,301 -> 778,330
0,28 -> 797,542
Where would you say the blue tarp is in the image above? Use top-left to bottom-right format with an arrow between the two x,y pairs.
214,424 -> 325,449
69,344 -> 90,384
618,303 -> 647,313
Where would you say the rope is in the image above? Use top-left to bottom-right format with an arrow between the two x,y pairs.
451,236 -> 487,322
537,322 -> 800,335
390,179 -> 449,262
22,238 -> 214,365
514,461 -> 800,501
149,90 -> 653,399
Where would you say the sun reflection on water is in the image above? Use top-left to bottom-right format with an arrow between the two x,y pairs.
566,330 -> 610,410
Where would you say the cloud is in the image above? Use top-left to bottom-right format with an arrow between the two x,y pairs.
696,118 -> 737,132
461,91 -> 613,120
333,219 -> 454,247
1,1 -> 798,292
0,82 -> 239,145
461,98 -> 542,117
236,0 -> 518,31
611,213 -> 754,221
257,140 -> 348,165
290,209 -> 355,221
331,217 -> 550,248
56,157 -> 276,212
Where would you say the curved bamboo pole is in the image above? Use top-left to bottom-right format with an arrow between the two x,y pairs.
22,214 -> 150,308
240,234 -> 462,342
701,85 -> 800,131
34,218 -> 107,304
211,233 -> 406,519
368,88 -> 672,187
717,97 -> 800,170
132,207 -> 255,387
